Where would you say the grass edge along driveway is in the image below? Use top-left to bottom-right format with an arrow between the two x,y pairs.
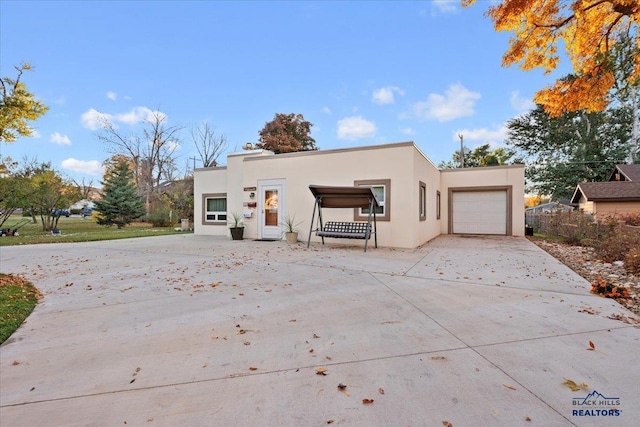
0,274 -> 40,344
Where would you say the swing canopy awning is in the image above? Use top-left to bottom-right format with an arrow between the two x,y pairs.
308,185 -> 380,209
307,185 -> 380,252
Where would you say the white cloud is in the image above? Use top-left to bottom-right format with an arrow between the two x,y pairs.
400,127 -> 416,135
452,125 -> 509,147
31,130 -> 42,138
372,86 -> 404,105
81,106 -> 166,130
81,108 -> 114,130
432,0 -> 458,14
61,158 -> 104,176
322,106 -> 332,115
115,107 -> 165,125
408,83 -> 481,122
50,132 -> 71,145
337,116 -> 377,140
107,91 -> 117,101
510,90 -> 535,113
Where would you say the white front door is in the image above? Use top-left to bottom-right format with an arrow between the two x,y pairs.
258,179 -> 286,240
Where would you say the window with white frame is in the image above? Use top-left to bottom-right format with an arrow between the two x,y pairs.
419,181 -> 426,221
202,194 -> 227,224
354,179 -> 390,221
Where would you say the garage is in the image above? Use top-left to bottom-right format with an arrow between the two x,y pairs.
451,189 -> 509,235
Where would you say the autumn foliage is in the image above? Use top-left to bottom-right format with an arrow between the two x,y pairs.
464,0 -> 640,116
256,113 -> 317,154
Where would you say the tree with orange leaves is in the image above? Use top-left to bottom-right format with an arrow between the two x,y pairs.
463,0 -> 640,117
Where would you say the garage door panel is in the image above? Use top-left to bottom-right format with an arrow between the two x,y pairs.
452,190 -> 507,235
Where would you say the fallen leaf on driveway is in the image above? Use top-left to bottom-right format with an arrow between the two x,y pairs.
316,367 -> 328,376
378,387 -> 385,394
562,378 -> 588,391
442,421 -> 453,427
503,384 -> 516,390
431,356 -> 447,361
587,340 -> 595,350
249,367 -> 258,371
362,399 -> 374,404
525,416 -> 532,422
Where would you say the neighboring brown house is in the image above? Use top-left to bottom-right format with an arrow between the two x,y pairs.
608,164 -> 640,182
571,164 -> 640,216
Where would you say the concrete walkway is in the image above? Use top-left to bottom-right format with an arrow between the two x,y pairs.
1,235 -> 638,426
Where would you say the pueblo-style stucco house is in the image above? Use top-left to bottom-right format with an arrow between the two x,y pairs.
194,141 -> 525,249
570,164 -> 640,217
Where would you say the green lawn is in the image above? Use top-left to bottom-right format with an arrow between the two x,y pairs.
0,274 -> 40,344
0,215 -> 191,246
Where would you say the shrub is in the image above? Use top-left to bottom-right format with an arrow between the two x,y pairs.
148,208 -> 172,227
625,247 -> 640,275
593,222 -> 640,263
619,211 -> 640,226
591,277 -> 630,299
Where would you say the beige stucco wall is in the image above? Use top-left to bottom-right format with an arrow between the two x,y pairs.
194,166 -> 228,236
412,146 -> 442,246
440,165 -> 525,236
194,150 -> 275,237
240,142 -> 430,248
194,142 -> 526,246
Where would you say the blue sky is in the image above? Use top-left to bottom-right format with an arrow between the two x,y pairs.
1,0 -> 572,185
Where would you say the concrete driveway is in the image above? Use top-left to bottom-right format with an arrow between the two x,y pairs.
1,235 -> 638,426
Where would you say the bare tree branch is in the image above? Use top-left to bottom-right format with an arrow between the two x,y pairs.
191,121 -> 228,167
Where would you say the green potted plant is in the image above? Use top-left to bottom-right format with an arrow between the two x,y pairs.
281,214 -> 302,244
228,211 -> 245,240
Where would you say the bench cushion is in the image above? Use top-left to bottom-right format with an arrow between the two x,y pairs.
316,221 -> 371,239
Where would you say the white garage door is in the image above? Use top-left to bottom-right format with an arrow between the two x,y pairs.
452,190 -> 507,235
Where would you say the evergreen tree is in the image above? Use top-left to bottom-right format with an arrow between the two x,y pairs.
95,161 -> 146,228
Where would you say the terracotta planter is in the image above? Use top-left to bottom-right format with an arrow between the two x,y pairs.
285,231 -> 298,244
230,227 -> 244,240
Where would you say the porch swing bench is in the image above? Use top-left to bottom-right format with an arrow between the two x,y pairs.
307,185 -> 379,252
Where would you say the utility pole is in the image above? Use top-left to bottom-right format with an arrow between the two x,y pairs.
189,156 -> 198,170
458,133 -> 465,168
